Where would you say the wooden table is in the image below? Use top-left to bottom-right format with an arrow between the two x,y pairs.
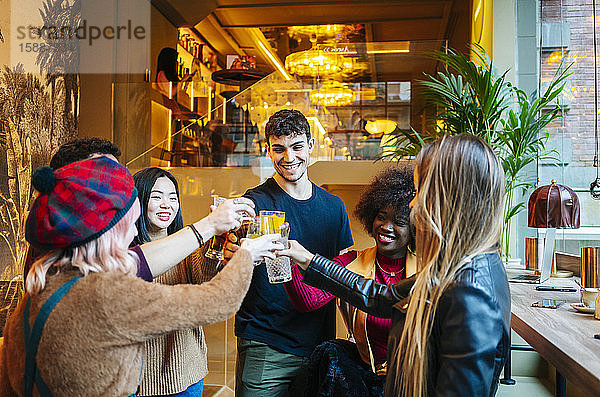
509,279 -> 600,395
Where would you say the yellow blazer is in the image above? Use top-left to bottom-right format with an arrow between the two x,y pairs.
337,246 -> 416,374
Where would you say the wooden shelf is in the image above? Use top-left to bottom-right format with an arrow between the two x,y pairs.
176,44 -> 212,80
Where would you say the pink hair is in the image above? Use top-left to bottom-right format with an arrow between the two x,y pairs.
26,202 -> 140,295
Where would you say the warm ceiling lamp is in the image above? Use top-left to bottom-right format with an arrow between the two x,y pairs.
365,120 -> 397,134
310,82 -> 355,107
285,49 -> 354,78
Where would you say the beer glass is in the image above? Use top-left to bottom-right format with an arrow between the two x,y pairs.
259,211 -> 291,284
235,214 -> 254,241
230,195 -> 253,241
244,217 -> 265,265
246,217 -> 262,240
205,196 -> 227,260
259,211 -> 285,233
265,226 -> 291,283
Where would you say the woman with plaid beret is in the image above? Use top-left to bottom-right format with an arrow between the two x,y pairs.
21,137 -> 241,287
0,156 -> 282,397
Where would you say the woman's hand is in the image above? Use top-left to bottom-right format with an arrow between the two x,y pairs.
207,198 -> 255,236
240,234 -> 284,263
277,240 -> 315,270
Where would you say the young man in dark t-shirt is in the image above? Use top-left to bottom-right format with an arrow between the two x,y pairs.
228,110 -> 354,396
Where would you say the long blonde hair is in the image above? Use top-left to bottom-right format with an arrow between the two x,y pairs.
26,202 -> 140,295
394,134 -> 505,397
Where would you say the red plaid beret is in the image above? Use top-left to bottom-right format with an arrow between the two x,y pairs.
25,156 -> 138,251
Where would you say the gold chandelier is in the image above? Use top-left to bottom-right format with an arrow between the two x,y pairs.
310,82 -> 355,107
285,49 -> 356,78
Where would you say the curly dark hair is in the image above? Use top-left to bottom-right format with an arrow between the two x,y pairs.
50,138 -> 121,169
265,109 -> 311,145
355,166 -> 416,249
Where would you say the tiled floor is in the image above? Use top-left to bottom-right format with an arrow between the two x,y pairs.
203,319 -> 237,392
203,377 -> 555,397
203,384 -> 234,397
203,377 -> 556,397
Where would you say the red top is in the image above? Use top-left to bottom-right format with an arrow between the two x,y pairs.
284,250 -> 406,365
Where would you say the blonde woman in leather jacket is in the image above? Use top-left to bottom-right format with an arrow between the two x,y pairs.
279,134 -> 510,397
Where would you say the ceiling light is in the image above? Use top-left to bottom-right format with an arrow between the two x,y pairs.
310,82 -> 355,107
285,49 -> 365,78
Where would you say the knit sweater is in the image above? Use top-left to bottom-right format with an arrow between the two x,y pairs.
0,248 -> 254,397
139,248 -> 216,396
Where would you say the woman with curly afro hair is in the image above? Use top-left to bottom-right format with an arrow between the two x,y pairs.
284,166 -> 416,397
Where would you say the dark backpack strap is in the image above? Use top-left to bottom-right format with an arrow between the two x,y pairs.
23,300 -> 54,397
24,276 -> 82,397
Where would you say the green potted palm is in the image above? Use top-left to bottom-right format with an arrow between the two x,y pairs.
380,43 -> 569,259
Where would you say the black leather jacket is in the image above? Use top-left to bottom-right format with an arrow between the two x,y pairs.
303,251 -> 510,397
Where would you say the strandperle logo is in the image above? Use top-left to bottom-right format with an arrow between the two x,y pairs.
10,0 -> 150,74
16,19 -> 146,46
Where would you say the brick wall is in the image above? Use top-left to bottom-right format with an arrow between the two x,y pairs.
541,0 -> 598,167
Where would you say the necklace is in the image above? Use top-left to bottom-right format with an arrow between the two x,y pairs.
375,258 -> 404,278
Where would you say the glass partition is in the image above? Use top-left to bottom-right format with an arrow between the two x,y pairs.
112,40 -> 446,171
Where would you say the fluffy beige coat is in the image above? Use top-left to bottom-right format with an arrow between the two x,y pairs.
0,248 -> 253,397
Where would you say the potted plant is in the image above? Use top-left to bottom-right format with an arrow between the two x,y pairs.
380,43 -> 569,259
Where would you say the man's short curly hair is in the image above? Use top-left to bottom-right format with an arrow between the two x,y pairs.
355,166 -> 415,248
265,109 -> 311,145
50,138 -> 121,169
